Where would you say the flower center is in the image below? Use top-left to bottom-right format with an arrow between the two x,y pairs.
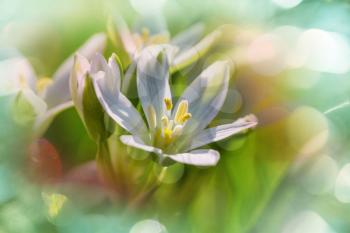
150,98 -> 192,149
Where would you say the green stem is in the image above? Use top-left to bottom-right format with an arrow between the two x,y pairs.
96,140 -> 118,190
126,166 -> 167,211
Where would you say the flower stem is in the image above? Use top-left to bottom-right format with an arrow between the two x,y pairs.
126,166 -> 168,211
96,140 -> 118,190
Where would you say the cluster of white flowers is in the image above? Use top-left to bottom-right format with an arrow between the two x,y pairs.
2,22 -> 257,167
71,24 -> 257,166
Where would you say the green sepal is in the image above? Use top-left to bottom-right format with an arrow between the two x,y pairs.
82,75 -> 114,141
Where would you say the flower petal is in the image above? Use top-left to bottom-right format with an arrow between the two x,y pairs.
20,88 -> 47,116
167,149 -> 220,166
70,54 -> 91,118
137,45 -> 172,128
91,53 -> 122,92
34,101 -> 74,137
93,72 -> 149,142
0,57 -> 37,95
174,61 -> 230,137
44,33 -> 107,109
113,16 -> 138,57
171,28 -> 222,72
189,114 -> 258,150
120,135 -> 162,154
171,23 -> 204,51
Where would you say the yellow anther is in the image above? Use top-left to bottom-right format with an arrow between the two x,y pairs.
141,27 -> 150,41
161,115 -> 169,128
149,34 -> 170,44
36,77 -> 53,94
175,100 -> 190,124
164,97 -> 173,111
181,112 -> 192,123
148,105 -> 157,129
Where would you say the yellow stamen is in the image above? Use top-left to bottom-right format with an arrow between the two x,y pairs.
164,97 -> 173,111
36,77 -> 53,94
149,34 -> 170,44
168,120 -> 174,129
181,113 -> 192,123
174,100 -> 189,124
148,105 -> 157,129
161,115 -> 169,129
172,125 -> 183,137
141,27 -> 150,41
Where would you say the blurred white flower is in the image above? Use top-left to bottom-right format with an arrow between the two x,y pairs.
0,33 -> 107,136
112,17 -> 222,73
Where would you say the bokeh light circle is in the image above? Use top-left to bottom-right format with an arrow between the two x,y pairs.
335,163 -> 350,203
300,155 -> 338,195
272,0 -> 303,9
130,219 -> 167,233
282,211 -> 335,233
287,106 -> 329,156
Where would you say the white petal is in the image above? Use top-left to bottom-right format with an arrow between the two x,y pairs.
121,60 -> 137,93
20,88 -> 47,116
120,135 -> 162,154
90,53 -> 122,93
189,114 -> 258,150
137,45 -> 172,128
172,28 -> 222,72
168,149 -> 220,166
93,72 -> 149,142
120,135 -> 219,167
113,16 -> 138,57
69,54 -> 91,118
171,23 -> 204,51
44,33 -> 107,108
0,57 -> 37,95
34,101 -> 74,137
108,54 -> 123,90
174,61 -> 230,136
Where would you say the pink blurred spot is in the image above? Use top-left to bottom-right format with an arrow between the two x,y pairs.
28,138 -> 62,183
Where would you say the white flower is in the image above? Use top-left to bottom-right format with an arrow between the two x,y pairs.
93,45 -> 257,167
112,17 -> 222,72
0,33 -> 106,136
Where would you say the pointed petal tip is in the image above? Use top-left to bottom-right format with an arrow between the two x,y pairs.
72,53 -> 90,74
208,149 -> 220,165
90,32 -> 107,45
244,114 -> 259,128
168,149 -> 220,167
